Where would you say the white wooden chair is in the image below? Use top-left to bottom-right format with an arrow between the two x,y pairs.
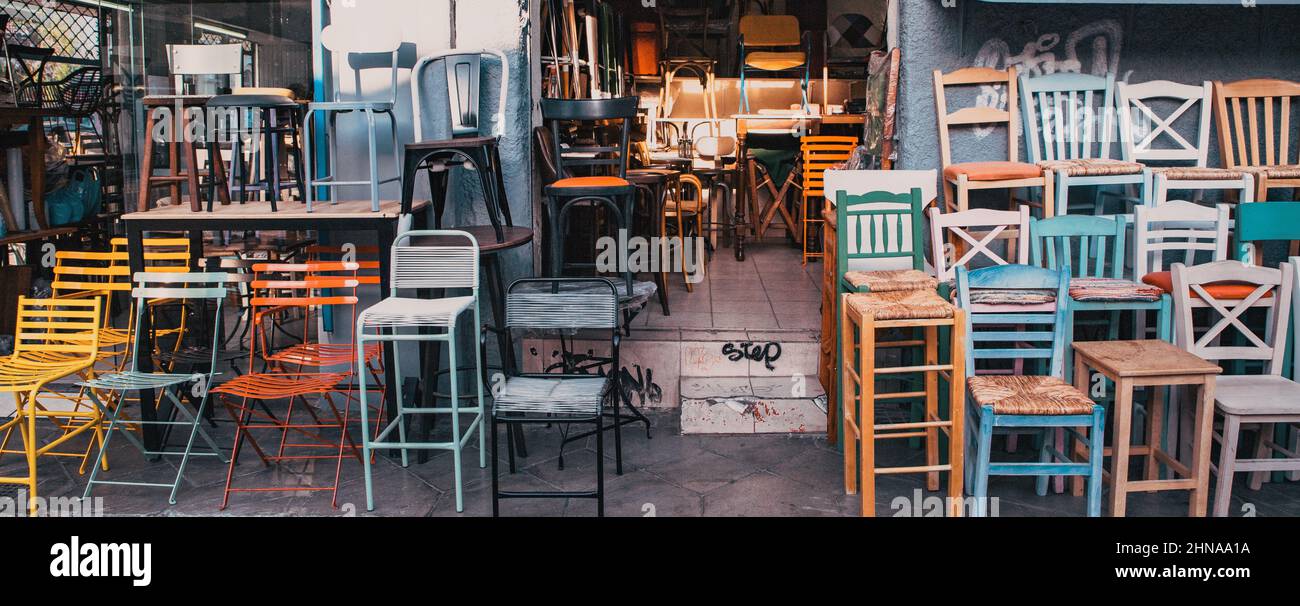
1133,200 -> 1231,337
1170,260 -> 1300,516
928,206 -> 1031,288
1117,80 -> 1255,207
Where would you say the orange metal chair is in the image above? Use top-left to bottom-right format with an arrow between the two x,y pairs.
211,261 -> 365,508
799,135 -> 857,265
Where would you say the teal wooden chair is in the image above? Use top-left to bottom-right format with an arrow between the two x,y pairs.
1029,214 -> 1172,381
80,271 -> 231,505
955,264 -> 1106,517
1019,72 -> 1146,216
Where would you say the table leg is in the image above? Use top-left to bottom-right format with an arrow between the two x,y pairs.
3,147 -> 23,230
126,222 -> 163,451
375,219 -> 399,459
1110,378 -> 1134,517
26,117 -> 46,229
1189,378 -> 1215,517
1145,382 -> 1165,482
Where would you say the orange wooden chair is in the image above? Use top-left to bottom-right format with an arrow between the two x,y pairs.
211,261 -> 365,509
799,135 -> 857,265
1213,78 -> 1300,204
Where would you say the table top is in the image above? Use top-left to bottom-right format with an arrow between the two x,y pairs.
123,199 -> 426,222
0,227 -> 77,246
1073,340 -> 1222,378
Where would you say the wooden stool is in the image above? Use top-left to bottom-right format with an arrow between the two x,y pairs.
139,97 -> 228,211
841,283 -> 966,517
1071,340 -> 1220,516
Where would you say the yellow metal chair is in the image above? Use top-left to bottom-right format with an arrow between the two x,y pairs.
0,297 -> 103,515
738,15 -> 810,113
799,135 -> 857,265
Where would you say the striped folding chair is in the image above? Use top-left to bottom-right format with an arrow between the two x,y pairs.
0,297 -> 102,515
81,272 -> 230,504
356,230 -> 484,513
211,261 -> 364,509
489,278 -> 622,517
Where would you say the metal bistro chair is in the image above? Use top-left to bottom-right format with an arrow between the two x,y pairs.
304,24 -> 404,212
488,278 -> 621,517
356,230 -> 485,513
81,272 -> 230,504
956,264 -> 1106,517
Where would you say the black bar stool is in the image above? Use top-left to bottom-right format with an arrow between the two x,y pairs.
205,89 -> 306,211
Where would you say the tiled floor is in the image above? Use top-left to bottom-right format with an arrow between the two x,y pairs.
629,239 -> 823,330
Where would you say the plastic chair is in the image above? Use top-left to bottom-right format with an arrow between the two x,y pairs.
0,297 -> 103,515
738,15 -> 810,113
81,272 -> 230,504
356,230 -> 485,513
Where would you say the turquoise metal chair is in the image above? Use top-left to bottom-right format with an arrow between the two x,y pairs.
1019,72 -> 1146,216
955,264 -> 1106,517
356,230 -> 485,513
81,271 -> 231,505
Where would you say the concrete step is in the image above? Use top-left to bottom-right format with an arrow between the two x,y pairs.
680,376 -> 827,435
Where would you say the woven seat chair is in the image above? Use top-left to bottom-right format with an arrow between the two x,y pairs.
955,264 -> 1105,517
356,230 -> 485,513
488,278 -> 622,517
81,272 -> 230,505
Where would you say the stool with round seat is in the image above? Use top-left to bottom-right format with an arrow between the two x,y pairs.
204,91 -> 306,211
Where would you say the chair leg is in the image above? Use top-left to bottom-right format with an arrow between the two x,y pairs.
1036,429 -> 1052,497
491,413 -> 500,517
858,317 -> 876,517
359,333 -> 376,511
1213,414 -> 1241,517
474,308 -> 487,469
392,328 -> 408,468
1087,407 -> 1105,517
595,412 -> 605,517
365,110 -> 381,212
973,406 -> 993,517
448,327 -> 464,513
1248,422 -> 1273,491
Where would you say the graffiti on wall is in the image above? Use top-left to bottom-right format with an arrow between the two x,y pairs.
969,19 -> 1127,138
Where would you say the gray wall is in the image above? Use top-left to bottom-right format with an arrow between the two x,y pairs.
896,1 -> 1300,189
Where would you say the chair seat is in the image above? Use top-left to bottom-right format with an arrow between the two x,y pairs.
665,199 -> 706,213
1150,166 -> 1249,181
745,51 -> 807,71
968,375 -> 1096,416
493,376 -> 610,416
211,372 -> 347,399
0,353 -> 92,392
155,345 -> 245,366
1215,375 -> 1300,416
844,269 -> 937,293
548,176 -> 632,189
308,101 -> 394,111
845,289 -> 954,321
359,296 -> 476,329
1069,277 -> 1164,302
207,93 -> 296,108
79,371 -> 198,392
1242,164 -> 1300,179
947,281 -> 1057,305
1037,158 -> 1144,177
268,342 -> 383,366
406,135 -> 499,151
944,161 -> 1043,182
1141,271 -> 1274,299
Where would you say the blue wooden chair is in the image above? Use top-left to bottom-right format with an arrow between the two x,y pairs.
1029,214 -> 1172,382
1019,72 -> 1146,216
955,264 -> 1105,517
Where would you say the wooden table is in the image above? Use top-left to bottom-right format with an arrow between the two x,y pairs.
122,199 -> 430,451
1072,340 -> 1221,516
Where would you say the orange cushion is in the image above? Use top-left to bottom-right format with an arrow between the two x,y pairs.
1141,271 -> 1274,299
550,176 -> 631,188
944,161 -> 1044,182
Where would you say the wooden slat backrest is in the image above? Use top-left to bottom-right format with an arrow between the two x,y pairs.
1171,260 -> 1291,372
929,206 -> 1031,282
836,188 -> 924,277
1117,80 -> 1213,165
1213,79 -> 1300,169
1019,72 -> 1117,163
955,264 -> 1071,379
933,66 -> 1020,169
801,136 -> 858,200
1133,200 -> 1230,277
1029,214 -> 1126,279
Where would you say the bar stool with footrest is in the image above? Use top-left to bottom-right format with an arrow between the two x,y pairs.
81,272 -> 230,504
356,230 -> 485,513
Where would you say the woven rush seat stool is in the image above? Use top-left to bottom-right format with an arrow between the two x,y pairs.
840,279 -> 967,517
843,269 -> 936,293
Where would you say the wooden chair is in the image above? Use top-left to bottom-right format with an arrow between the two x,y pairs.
956,264 -> 1105,517
928,206 -> 1031,295
737,15 -> 810,113
933,67 -> 1054,218
1020,72 -> 1145,215
1213,79 -> 1300,204
799,135 -> 857,265
1133,201 -> 1232,337
1168,260 -> 1299,516
1118,80 -> 1255,208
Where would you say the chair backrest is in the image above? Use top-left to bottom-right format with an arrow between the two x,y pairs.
533,124 -> 562,184
249,261 -> 360,359
305,244 -> 381,286
928,205 -> 1031,283
390,230 -> 479,292
1236,202 -> 1300,264
1029,214 -> 1126,279
506,278 -> 619,331
129,271 -> 228,372
1132,200 -> 1230,277
51,249 -> 131,298
1019,71 -> 1118,163
1171,260 -> 1291,373
1213,78 -> 1300,169
111,237 -> 193,273
12,296 -> 101,361
955,264 -> 1071,379
738,15 -> 801,47
167,44 -> 243,94
319,23 -> 403,104
836,188 -> 924,278
801,136 -> 858,202
412,48 -> 508,141
1117,79 -> 1213,166
933,67 -> 1021,168
541,96 -> 639,180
